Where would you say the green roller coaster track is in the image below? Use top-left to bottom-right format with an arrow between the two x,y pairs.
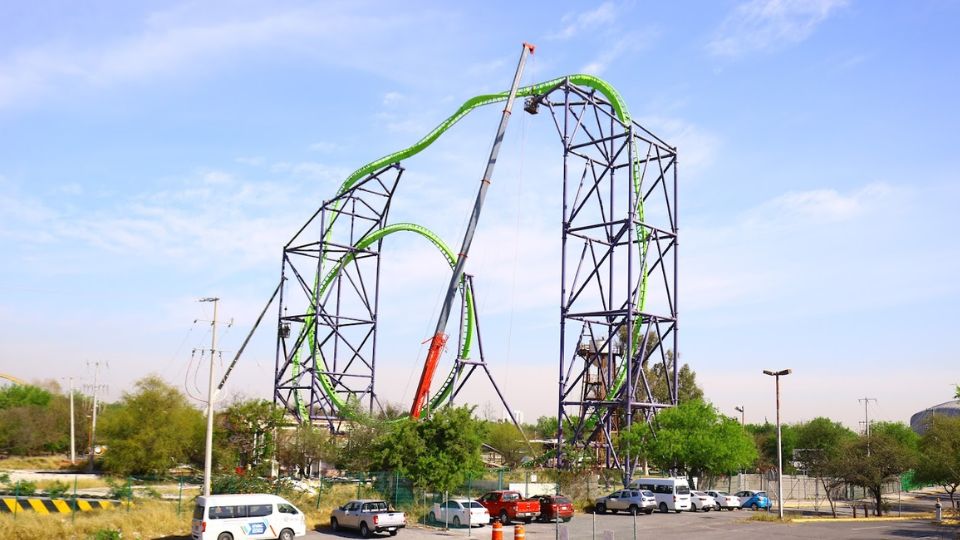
291,74 -> 648,422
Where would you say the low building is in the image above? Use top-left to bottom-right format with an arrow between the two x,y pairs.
910,399 -> 960,434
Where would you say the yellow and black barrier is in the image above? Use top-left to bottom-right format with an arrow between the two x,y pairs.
0,496 -> 122,515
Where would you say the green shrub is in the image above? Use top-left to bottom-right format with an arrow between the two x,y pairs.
11,479 -> 36,495
106,479 -> 133,500
89,529 -> 122,540
46,480 -> 70,498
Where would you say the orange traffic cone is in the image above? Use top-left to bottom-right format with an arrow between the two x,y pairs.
491,519 -> 503,540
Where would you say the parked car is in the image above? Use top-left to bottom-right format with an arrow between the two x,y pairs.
688,490 -> 715,512
429,499 -> 490,527
594,489 -> 656,515
191,493 -> 307,540
704,490 -> 740,511
477,491 -> 540,524
629,477 -> 692,513
734,490 -> 770,510
534,494 -> 575,522
330,499 -> 406,537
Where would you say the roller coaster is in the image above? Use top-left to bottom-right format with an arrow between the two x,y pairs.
273,45 -> 678,478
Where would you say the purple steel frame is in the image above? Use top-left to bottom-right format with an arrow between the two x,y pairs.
274,80 -> 677,483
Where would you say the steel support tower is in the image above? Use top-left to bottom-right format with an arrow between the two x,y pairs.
534,81 -> 678,482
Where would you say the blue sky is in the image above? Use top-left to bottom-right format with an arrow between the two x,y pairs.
1,0 -> 958,429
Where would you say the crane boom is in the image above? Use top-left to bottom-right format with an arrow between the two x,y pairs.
409,42 -> 535,419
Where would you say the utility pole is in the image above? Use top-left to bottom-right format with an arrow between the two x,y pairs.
734,405 -> 745,426
859,397 -> 877,455
84,362 -> 107,472
68,377 -> 76,464
764,369 -> 792,520
199,297 -> 220,497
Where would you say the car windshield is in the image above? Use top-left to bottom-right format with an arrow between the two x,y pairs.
676,486 -> 690,495
756,492 -> 767,498
717,492 -> 728,496
556,497 -> 572,504
467,502 -> 485,509
641,491 -> 654,497
363,502 -> 388,512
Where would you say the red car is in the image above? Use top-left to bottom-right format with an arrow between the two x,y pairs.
535,494 -> 575,522
477,491 -> 541,524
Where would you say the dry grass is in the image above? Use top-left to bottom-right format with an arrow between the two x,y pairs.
0,456 -> 76,471
0,500 -> 191,540
34,478 -> 108,491
746,511 -> 793,523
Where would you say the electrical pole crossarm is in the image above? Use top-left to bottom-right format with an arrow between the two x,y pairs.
410,42 -> 535,419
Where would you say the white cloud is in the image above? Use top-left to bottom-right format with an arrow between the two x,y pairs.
551,3 -> 617,40
308,142 -> 342,154
635,116 -> 720,174
382,92 -> 403,106
0,4 -> 451,109
707,0 -> 848,57
743,182 -> 895,227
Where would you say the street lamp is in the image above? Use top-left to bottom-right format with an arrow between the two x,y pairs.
763,369 -> 791,520
734,405 -> 744,425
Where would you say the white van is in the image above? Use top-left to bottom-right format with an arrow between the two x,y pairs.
191,493 -> 307,540
628,477 -> 692,513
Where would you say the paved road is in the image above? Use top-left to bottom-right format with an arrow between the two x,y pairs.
304,510 -> 959,540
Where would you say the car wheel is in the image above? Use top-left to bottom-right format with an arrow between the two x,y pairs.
659,502 -> 668,514
360,522 -> 371,538
217,533 -> 233,540
331,517 -> 340,531
389,532 -> 397,537
595,503 -> 606,514
715,503 -> 721,511
563,517 -> 571,523
750,503 -> 759,511
629,505 -> 639,516
499,510 -> 510,525
428,511 -> 436,523
453,516 -> 461,528
691,503 -> 698,512
280,529 -> 295,540
524,518 -> 534,524
645,508 -> 654,515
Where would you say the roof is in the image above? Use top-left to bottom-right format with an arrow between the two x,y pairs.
196,494 -> 288,503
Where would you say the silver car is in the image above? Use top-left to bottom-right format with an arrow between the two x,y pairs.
594,489 -> 656,515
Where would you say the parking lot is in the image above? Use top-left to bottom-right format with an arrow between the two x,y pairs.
305,510 -> 959,540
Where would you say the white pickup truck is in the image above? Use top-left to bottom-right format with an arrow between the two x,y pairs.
330,499 -> 406,537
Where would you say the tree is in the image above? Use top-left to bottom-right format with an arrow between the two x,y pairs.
217,398 -> 285,474
484,421 -> 528,468
0,390 -> 89,456
98,376 -> 204,476
621,400 -> 756,485
955,384 -> 959,400
794,417 -> 857,517
371,405 -> 486,492
0,385 -> 51,409
277,423 -> 336,478
832,430 -> 917,516
746,422 -> 799,473
615,330 -> 703,404
914,415 -> 960,511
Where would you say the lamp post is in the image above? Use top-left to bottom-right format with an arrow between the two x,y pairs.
763,369 -> 791,520
734,405 -> 744,425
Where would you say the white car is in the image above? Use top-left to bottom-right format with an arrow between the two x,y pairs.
688,490 -> 715,512
704,490 -> 739,511
429,499 -> 490,527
